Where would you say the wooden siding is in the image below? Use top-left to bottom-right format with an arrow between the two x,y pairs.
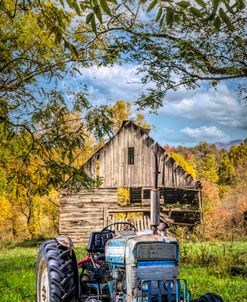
59,187 -> 201,244
59,188 -> 117,244
84,122 -> 195,189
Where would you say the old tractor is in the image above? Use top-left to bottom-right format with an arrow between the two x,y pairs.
36,151 -> 223,302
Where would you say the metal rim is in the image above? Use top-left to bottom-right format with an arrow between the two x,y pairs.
37,258 -> 50,302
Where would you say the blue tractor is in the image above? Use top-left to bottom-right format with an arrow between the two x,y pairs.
36,151 -> 223,302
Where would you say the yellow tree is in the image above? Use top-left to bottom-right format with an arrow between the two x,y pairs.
108,100 -> 150,132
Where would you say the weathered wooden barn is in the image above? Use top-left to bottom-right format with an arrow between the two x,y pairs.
59,120 -> 202,243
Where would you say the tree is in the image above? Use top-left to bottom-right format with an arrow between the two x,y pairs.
109,100 -> 132,130
0,0 -> 114,192
1,0 -> 72,105
197,178 -> 221,239
197,154 -> 219,184
202,165 -> 247,240
0,99 -> 149,239
108,100 -> 151,131
218,156 -> 236,185
218,143 -> 247,185
65,0 -> 247,110
228,143 -> 247,168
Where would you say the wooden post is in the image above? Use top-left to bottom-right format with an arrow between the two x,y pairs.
103,205 -> 107,227
199,188 -> 203,223
151,145 -> 160,232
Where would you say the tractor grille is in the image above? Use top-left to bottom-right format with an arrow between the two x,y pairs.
136,243 -> 177,260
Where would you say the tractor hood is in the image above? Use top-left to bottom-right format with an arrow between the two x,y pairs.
105,233 -> 179,267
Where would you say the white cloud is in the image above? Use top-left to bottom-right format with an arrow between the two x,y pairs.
75,64 -> 246,133
78,64 -> 145,103
180,126 -> 230,142
163,83 -> 247,129
163,127 -> 175,133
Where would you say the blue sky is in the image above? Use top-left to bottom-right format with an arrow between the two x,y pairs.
63,64 -> 247,146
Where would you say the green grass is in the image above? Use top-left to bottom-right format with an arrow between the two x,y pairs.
179,241 -> 247,302
0,241 -> 86,302
0,240 -> 246,302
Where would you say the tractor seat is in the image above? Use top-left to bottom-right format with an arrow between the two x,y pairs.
87,232 -> 113,253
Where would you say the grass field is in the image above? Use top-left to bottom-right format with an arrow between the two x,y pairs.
0,240 -> 246,302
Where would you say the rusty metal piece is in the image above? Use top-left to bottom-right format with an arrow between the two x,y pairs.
56,236 -> 73,256
158,222 -> 168,236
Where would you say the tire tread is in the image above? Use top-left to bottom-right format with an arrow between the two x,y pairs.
36,239 -> 77,302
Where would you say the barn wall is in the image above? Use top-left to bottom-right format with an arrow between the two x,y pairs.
84,123 -> 195,189
59,187 -> 201,245
59,188 -> 117,244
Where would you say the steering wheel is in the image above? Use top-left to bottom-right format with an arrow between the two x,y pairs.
100,222 -> 136,239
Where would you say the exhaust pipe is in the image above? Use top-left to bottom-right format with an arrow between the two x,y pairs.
150,144 -> 160,234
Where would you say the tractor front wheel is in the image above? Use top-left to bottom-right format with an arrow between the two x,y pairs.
193,293 -> 224,302
36,238 -> 79,302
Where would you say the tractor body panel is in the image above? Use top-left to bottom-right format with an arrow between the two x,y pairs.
105,233 -> 180,302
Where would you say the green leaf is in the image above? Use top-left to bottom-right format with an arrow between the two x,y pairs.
99,0 -> 112,16
72,66 -> 82,75
159,14 -> 165,27
124,4 -> 133,14
92,0 -> 99,6
93,5 -> 103,23
59,0 -> 65,8
166,7 -> 174,26
64,40 -> 79,57
213,15 -> 221,30
73,0 -> 81,15
224,1 -> 235,14
173,13 -> 181,23
212,0 -> 220,13
80,2 -> 86,10
189,7 -> 202,17
195,0 -> 206,8
219,7 -> 234,30
237,0 -> 245,10
177,1 -> 191,8
91,14 -> 97,33
147,0 -> 158,13
156,7 -> 163,22
66,0 -> 73,8
86,12 -> 94,24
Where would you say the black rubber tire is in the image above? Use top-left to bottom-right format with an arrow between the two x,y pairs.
193,293 -> 224,302
36,238 -> 79,302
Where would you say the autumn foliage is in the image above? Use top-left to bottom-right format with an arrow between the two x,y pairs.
0,100 -> 149,241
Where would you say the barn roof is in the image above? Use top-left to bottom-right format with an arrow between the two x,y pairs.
83,120 -> 164,165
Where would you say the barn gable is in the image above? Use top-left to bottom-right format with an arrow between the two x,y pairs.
83,120 -> 196,189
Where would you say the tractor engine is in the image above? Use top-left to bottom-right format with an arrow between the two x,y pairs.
105,233 -> 179,302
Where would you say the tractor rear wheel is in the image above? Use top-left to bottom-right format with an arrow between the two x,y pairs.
194,293 -> 224,302
36,238 -> 79,302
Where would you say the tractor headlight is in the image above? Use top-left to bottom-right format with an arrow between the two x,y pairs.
164,280 -> 174,290
141,281 -> 149,291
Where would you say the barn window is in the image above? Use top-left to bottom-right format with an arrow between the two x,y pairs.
143,189 -> 151,199
130,188 -> 142,203
128,147 -> 135,165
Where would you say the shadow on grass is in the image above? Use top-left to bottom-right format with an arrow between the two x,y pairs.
0,237 -> 48,249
